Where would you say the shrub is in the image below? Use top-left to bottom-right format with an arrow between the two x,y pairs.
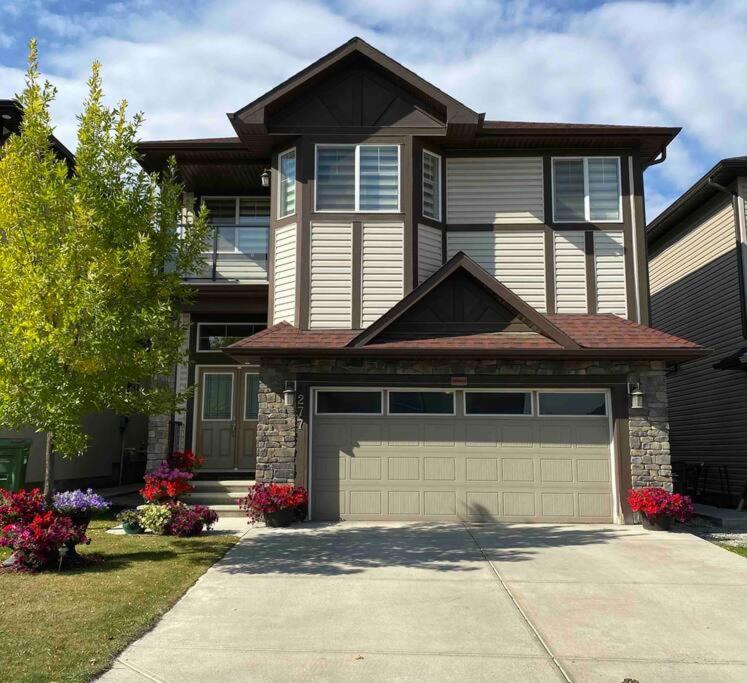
166,503 -> 219,537
628,487 -> 694,523
0,488 -> 45,525
238,483 -> 308,523
139,504 -> 173,534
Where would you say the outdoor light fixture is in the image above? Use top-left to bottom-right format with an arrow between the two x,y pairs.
283,380 -> 296,407
260,169 -> 271,188
628,383 -> 644,410
1,114 -> 11,120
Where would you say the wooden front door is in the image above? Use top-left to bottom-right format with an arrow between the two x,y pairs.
196,367 -> 259,471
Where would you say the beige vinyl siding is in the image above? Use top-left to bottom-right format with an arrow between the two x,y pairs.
309,222 -> 353,329
649,195 -> 746,504
447,230 -> 546,311
446,157 -> 544,224
554,231 -> 587,313
361,222 -> 404,327
594,231 -> 627,316
417,224 -> 443,283
650,201 -> 735,294
272,222 -> 297,325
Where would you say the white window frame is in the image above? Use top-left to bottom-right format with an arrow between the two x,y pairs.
277,148 -> 296,219
422,149 -> 442,221
551,156 -> 623,224
536,390 -> 608,418
387,389 -> 456,417
315,389 -> 384,416
314,143 -> 401,213
200,195 -> 270,255
463,389 -> 534,417
201,371 -> 235,421
195,322 -> 267,353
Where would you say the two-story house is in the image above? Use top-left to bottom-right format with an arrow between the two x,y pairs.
648,156 -> 747,507
138,38 -> 703,523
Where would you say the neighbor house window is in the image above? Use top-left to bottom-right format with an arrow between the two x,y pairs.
422,150 -> 441,220
538,392 -> 607,416
552,157 -> 621,222
196,322 -> 267,352
316,391 -> 383,414
278,148 -> 296,218
315,144 -> 400,212
465,391 -> 532,416
388,391 -> 454,415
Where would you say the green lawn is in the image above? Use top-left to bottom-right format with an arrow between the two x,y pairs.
722,544 -> 747,558
0,515 -> 238,682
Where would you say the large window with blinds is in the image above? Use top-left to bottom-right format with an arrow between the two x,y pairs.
552,157 -> 621,223
422,149 -> 441,220
201,196 -> 270,255
315,144 -> 400,212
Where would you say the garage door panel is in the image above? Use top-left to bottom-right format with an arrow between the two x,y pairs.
312,395 -> 613,523
540,459 -> 574,483
502,458 -> 535,482
466,458 -> 499,481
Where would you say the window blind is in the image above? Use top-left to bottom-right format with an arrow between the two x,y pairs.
316,146 -> 355,211
279,149 -> 296,217
422,150 -> 441,220
359,145 -> 399,211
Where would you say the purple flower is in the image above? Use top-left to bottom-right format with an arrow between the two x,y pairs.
53,488 -> 110,514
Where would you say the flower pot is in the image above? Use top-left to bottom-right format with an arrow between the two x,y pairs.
264,507 -> 296,528
641,514 -> 673,531
122,521 -> 143,534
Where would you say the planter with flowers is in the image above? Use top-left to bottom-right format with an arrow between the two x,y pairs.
116,509 -> 144,534
135,450 -> 219,537
627,487 -> 694,531
239,483 -> 308,527
0,487 -> 108,571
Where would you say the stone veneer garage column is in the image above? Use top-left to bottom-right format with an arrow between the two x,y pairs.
254,358 -> 672,497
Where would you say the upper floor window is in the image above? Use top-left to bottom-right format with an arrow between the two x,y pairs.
278,148 -> 296,218
202,196 -> 269,255
552,157 -> 621,223
315,144 -> 400,212
422,150 -> 441,221
196,322 -> 267,352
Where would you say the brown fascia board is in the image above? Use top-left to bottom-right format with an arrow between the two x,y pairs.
348,251 -> 581,349
135,137 -> 244,151
225,346 -> 708,363
647,156 -> 747,243
228,37 -> 479,132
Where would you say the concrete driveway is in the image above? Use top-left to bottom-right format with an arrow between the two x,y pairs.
103,522 -> 747,682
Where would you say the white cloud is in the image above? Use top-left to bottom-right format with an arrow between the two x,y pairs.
3,0 -> 744,218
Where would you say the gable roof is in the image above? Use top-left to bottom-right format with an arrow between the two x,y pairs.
349,252 -> 580,349
228,37 -> 479,138
647,155 -> 747,243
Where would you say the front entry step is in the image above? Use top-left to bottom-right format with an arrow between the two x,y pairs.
183,479 -> 254,517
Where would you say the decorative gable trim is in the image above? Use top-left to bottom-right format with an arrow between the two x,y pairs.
347,252 -> 581,349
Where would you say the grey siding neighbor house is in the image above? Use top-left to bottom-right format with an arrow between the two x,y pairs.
138,37 -> 704,524
647,157 -> 747,507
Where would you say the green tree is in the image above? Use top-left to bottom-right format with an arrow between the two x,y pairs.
0,42 -> 209,500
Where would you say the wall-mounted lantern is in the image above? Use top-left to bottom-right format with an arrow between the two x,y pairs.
260,169 -> 271,188
283,380 -> 296,407
628,383 -> 644,410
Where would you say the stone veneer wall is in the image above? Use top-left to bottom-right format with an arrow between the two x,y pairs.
255,357 -> 672,493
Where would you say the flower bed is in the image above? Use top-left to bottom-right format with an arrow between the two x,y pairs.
0,487 -> 110,571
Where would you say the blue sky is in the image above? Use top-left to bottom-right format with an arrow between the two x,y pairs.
2,0 -> 745,219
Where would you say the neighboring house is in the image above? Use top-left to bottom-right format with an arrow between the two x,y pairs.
138,37 -> 703,523
647,156 -> 747,507
0,99 -> 149,489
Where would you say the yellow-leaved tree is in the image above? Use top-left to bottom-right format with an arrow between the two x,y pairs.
0,42 -> 210,500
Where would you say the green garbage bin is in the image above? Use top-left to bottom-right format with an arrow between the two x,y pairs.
0,438 -> 32,492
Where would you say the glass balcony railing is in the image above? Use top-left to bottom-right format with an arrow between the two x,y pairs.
186,224 -> 269,284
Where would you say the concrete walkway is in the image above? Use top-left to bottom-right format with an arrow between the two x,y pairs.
101,522 -> 747,682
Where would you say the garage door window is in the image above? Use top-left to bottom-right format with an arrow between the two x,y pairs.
465,391 -> 532,416
538,392 -> 607,416
388,391 -> 454,415
316,391 -> 382,415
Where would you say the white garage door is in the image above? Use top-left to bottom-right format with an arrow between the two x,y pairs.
310,388 -> 615,523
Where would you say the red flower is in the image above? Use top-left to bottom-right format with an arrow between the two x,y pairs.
627,487 -> 694,523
